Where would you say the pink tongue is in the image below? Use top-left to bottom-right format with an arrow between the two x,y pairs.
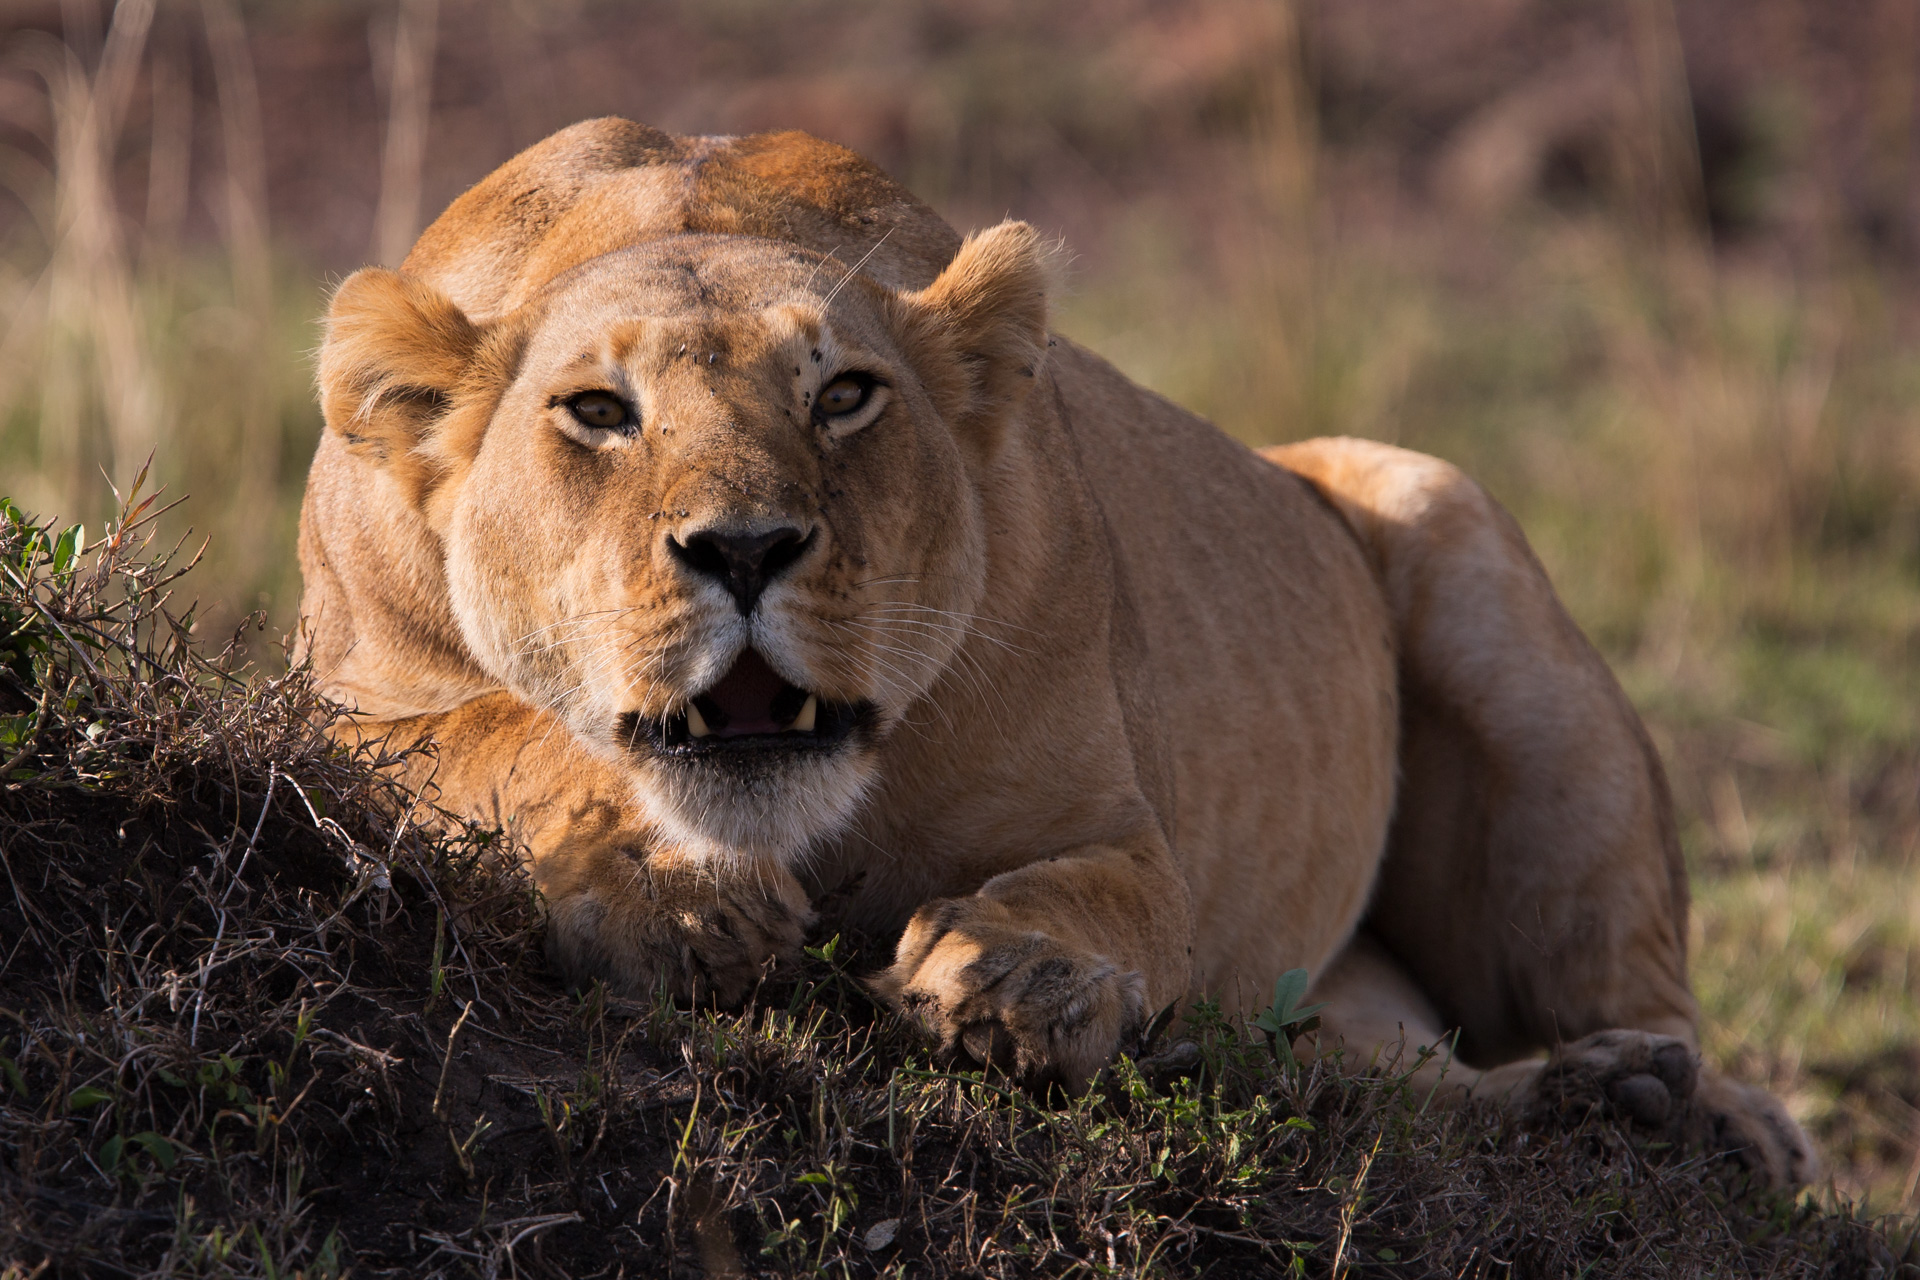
703,650 -> 788,736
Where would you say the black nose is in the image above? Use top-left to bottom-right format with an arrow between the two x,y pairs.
667,525 -> 812,614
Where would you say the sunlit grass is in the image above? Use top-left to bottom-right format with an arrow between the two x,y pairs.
0,255 -> 325,630
1694,864 -> 1920,1210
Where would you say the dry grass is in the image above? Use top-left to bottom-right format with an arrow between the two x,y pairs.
2,492 -> 1915,1278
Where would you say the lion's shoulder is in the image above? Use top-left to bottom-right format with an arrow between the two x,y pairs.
403,118 -> 963,320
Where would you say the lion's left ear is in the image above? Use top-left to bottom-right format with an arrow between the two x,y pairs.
895,220 -> 1060,429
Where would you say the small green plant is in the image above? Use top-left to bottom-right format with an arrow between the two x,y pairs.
98,1130 -> 179,1178
0,1040 -> 30,1101
0,498 -> 83,777
794,1160 -> 859,1267
1253,967 -> 1327,1072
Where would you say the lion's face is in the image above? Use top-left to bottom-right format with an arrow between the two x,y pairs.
320,224 -> 1052,863
449,237 -> 991,861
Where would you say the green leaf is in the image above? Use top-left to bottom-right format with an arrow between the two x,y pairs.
67,1085 -> 114,1109
1257,968 -> 1328,1034
132,1131 -> 177,1170
0,1055 -> 29,1100
254,1223 -> 280,1280
98,1134 -> 126,1171
1272,966 -> 1309,1012
313,1229 -> 343,1278
1377,1247 -> 1399,1261
51,523 -> 83,573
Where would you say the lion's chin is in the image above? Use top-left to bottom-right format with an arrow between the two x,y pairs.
629,744 -> 880,868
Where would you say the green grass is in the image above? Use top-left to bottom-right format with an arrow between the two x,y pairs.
0,250 -> 327,634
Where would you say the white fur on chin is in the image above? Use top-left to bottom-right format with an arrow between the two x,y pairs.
632,748 -> 878,868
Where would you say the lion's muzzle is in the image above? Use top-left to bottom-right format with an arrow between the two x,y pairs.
618,647 -> 873,761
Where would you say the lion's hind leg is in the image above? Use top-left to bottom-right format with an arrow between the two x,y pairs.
1269,436 -> 1815,1187
1309,932 -> 1697,1124
1310,933 -> 1815,1189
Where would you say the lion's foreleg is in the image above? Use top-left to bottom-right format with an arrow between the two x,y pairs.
870,834 -> 1193,1090
536,840 -> 812,1004
334,692 -> 811,1002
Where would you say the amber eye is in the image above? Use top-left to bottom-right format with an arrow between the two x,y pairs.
815,373 -> 873,418
566,391 -> 633,432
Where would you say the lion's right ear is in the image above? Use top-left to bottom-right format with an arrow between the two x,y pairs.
317,268 -> 482,470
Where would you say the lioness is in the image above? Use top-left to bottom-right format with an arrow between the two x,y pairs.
298,119 -> 1812,1185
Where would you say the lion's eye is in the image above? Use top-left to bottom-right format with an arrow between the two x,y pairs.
565,391 -> 634,432
816,374 -> 873,418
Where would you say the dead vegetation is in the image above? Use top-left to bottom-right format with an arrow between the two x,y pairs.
1,492 -> 1916,1279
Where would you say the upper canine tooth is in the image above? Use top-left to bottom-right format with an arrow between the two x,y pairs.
789,694 -> 818,733
686,702 -> 712,738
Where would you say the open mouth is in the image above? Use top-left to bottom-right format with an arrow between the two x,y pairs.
621,648 -> 870,757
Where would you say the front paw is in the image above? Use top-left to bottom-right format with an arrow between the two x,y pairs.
871,898 -> 1146,1089
542,852 -> 811,1004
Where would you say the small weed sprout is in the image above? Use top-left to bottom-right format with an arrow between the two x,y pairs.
1253,967 -> 1327,1072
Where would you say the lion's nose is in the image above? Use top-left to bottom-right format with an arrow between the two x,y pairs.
667,524 -> 812,614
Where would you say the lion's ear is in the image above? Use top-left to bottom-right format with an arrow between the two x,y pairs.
897,220 -> 1060,429
317,267 -> 482,471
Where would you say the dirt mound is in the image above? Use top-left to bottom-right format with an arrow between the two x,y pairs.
2,491 -> 1911,1277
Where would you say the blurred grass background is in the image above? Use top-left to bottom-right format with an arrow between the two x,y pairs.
0,0 -> 1915,1208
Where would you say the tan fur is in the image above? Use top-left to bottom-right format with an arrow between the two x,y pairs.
296,118 -> 1813,1183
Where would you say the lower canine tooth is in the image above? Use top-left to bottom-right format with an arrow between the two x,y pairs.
789,694 -> 818,733
686,703 -> 712,738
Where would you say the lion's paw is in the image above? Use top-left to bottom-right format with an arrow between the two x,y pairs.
1687,1072 -> 1820,1189
543,854 -> 811,1005
1520,1029 -> 1816,1188
1526,1028 -> 1699,1128
871,899 -> 1146,1089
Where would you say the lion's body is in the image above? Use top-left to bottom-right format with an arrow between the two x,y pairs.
807,348 -> 1399,1005
298,119 -> 1811,1184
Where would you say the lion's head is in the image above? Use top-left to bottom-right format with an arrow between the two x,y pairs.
317,202 -> 1055,863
